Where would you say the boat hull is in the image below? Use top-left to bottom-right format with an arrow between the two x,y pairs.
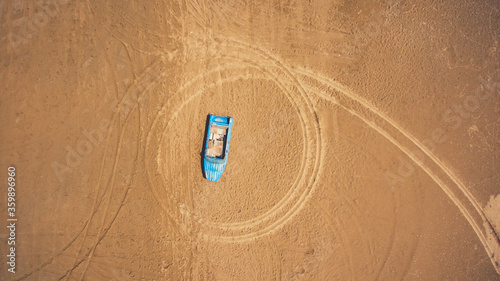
203,114 -> 233,181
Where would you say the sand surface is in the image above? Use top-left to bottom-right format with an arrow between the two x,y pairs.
1,0 -> 499,280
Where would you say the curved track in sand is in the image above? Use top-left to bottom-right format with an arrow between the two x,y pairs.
143,36 -> 498,272
144,38 -> 322,243
19,38 -> 496,279
5,1 -> 498,279
295,68 -> 500,274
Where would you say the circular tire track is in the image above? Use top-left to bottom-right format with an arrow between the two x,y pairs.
144,38 -> 323,243
143,36 -> 498,273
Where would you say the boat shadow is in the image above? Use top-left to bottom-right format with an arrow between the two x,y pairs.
199,114 -> 210,179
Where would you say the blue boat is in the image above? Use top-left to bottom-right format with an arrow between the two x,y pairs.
203,114 -> 234,181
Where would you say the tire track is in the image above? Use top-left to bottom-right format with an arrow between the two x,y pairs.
76,62 -> 171,281
144,37 -> 324,243
146,62 -> 311,241
202,39 -> 322,242
197,49 -> 315,232
63,58 -> 163,278
15,46 -> 166,281
297,68 -> 499,274
305,86 -> 402,279
3,30 -> 116,278
265,236 -> 282,281
313,204 -> 355,280
189,60 -> 309,231
167,66 -> 312,238
60,58 -> 170,280
149,64 -> 250,219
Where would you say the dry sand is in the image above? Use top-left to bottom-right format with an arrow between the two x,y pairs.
1,0 -> 499,280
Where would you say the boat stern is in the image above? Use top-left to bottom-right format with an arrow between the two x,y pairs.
203,158 -> 227,182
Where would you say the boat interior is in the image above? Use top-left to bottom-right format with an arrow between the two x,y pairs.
206,125 -> 228,158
